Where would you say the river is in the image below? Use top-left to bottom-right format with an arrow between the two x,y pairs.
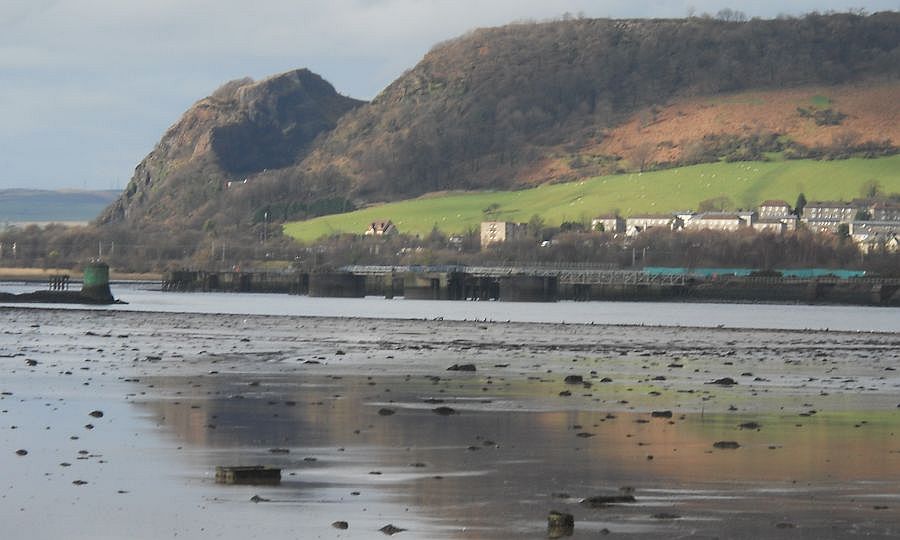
2,281 -> 900,332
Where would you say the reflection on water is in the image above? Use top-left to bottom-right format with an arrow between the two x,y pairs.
138,372 -> 900,539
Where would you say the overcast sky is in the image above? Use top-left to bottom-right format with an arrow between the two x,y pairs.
1,1 -> 897,191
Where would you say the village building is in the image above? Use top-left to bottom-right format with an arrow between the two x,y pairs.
850,220 -> 900,251
781,215 -> 800,231
684,212 -> 746,231
758,200 -> 792,219
675,211 -> 697,224
800,201 -> 865,234
480,221 -> 527,247
591,215 -> 625,234
364,219 -> 397,236
869,201 -> 900,221
752,219 -> 787,234
625,215 -> 682,236
802,201 -> 861,223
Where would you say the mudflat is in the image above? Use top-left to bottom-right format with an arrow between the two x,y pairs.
2,307 -> 899,539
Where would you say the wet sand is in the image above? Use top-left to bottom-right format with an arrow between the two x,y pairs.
2,307 -> 899,539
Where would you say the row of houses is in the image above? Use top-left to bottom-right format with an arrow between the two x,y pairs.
589,199 -> 900,252
590,200 -> 801,236
371,198 -> 900,253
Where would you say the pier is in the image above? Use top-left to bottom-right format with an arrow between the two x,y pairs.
160,264 -> 900,306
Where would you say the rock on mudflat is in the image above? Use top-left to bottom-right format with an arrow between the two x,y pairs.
581,495 -> 636,507
713,441 -> 741,449
447,363 -> 476,372
88,410 -> 104,418
378,408 -> 396,416
651,410 -> 673,418
15,449 -> 27,456
432,406 -> 457,416
379,524 -> 406,535
547,510 -> 574,538
332,521 -> 349,529
708,377 -> 738,386
564,375 -> 583,384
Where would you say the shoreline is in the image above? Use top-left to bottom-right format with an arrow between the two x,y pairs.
0,267 -> 162,282
2,302 -> 899,336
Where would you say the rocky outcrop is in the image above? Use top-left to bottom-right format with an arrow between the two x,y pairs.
98,69 -> 362,225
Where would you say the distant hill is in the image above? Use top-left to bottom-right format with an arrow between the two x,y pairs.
97,69 -> 363,226
0,189 -> 120,224
100,12 -> 900,237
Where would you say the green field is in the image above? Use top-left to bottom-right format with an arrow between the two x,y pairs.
283,156 -> 900,242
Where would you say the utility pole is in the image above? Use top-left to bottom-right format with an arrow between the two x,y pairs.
263,211 -> 269,244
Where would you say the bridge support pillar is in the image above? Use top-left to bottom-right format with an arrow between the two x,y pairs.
499,276 -> 558,302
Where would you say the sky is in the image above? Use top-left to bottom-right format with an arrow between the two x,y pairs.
1,1 -> 897,191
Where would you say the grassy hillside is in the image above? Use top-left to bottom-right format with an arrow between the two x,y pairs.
283,156 -> 900,242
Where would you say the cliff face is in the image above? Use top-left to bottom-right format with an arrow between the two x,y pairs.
100,12 -> 900,233
98,69 -> 363,225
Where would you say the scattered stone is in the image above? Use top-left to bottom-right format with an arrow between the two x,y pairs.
249,494 -> 270,503
268,448 -> 290,454
88,410 -> 104,418
713,441 -> 741,449
775,522 -> 796,529
447,363 -> 476,372
432,406 -> 457,416
215,466 -> 281,485
547,510 -> 574,538
25,359 -> 38,366
708,377 -> 738,386
15,449 -> 27,456
378,408 -> 396,416
576,432 -> 595,438
739,422 -> 761,430
653,512 -> 680,519
564,375 -> 583,384
72,480 -> 88,486
558,390 -> 572,397
651,410 -> 673,418
581,495 -> 636,507
332,521 -> 349,529
335,350 -> 346,355
379,524 -> 406,535
599,377 -> 613,383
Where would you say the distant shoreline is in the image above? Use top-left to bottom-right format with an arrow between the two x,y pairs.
0,267 -> 161,282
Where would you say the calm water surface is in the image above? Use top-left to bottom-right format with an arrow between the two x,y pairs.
2,281 -> 899,332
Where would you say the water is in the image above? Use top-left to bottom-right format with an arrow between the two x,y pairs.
2,288 -> 899,539
2,281 -> 900,332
